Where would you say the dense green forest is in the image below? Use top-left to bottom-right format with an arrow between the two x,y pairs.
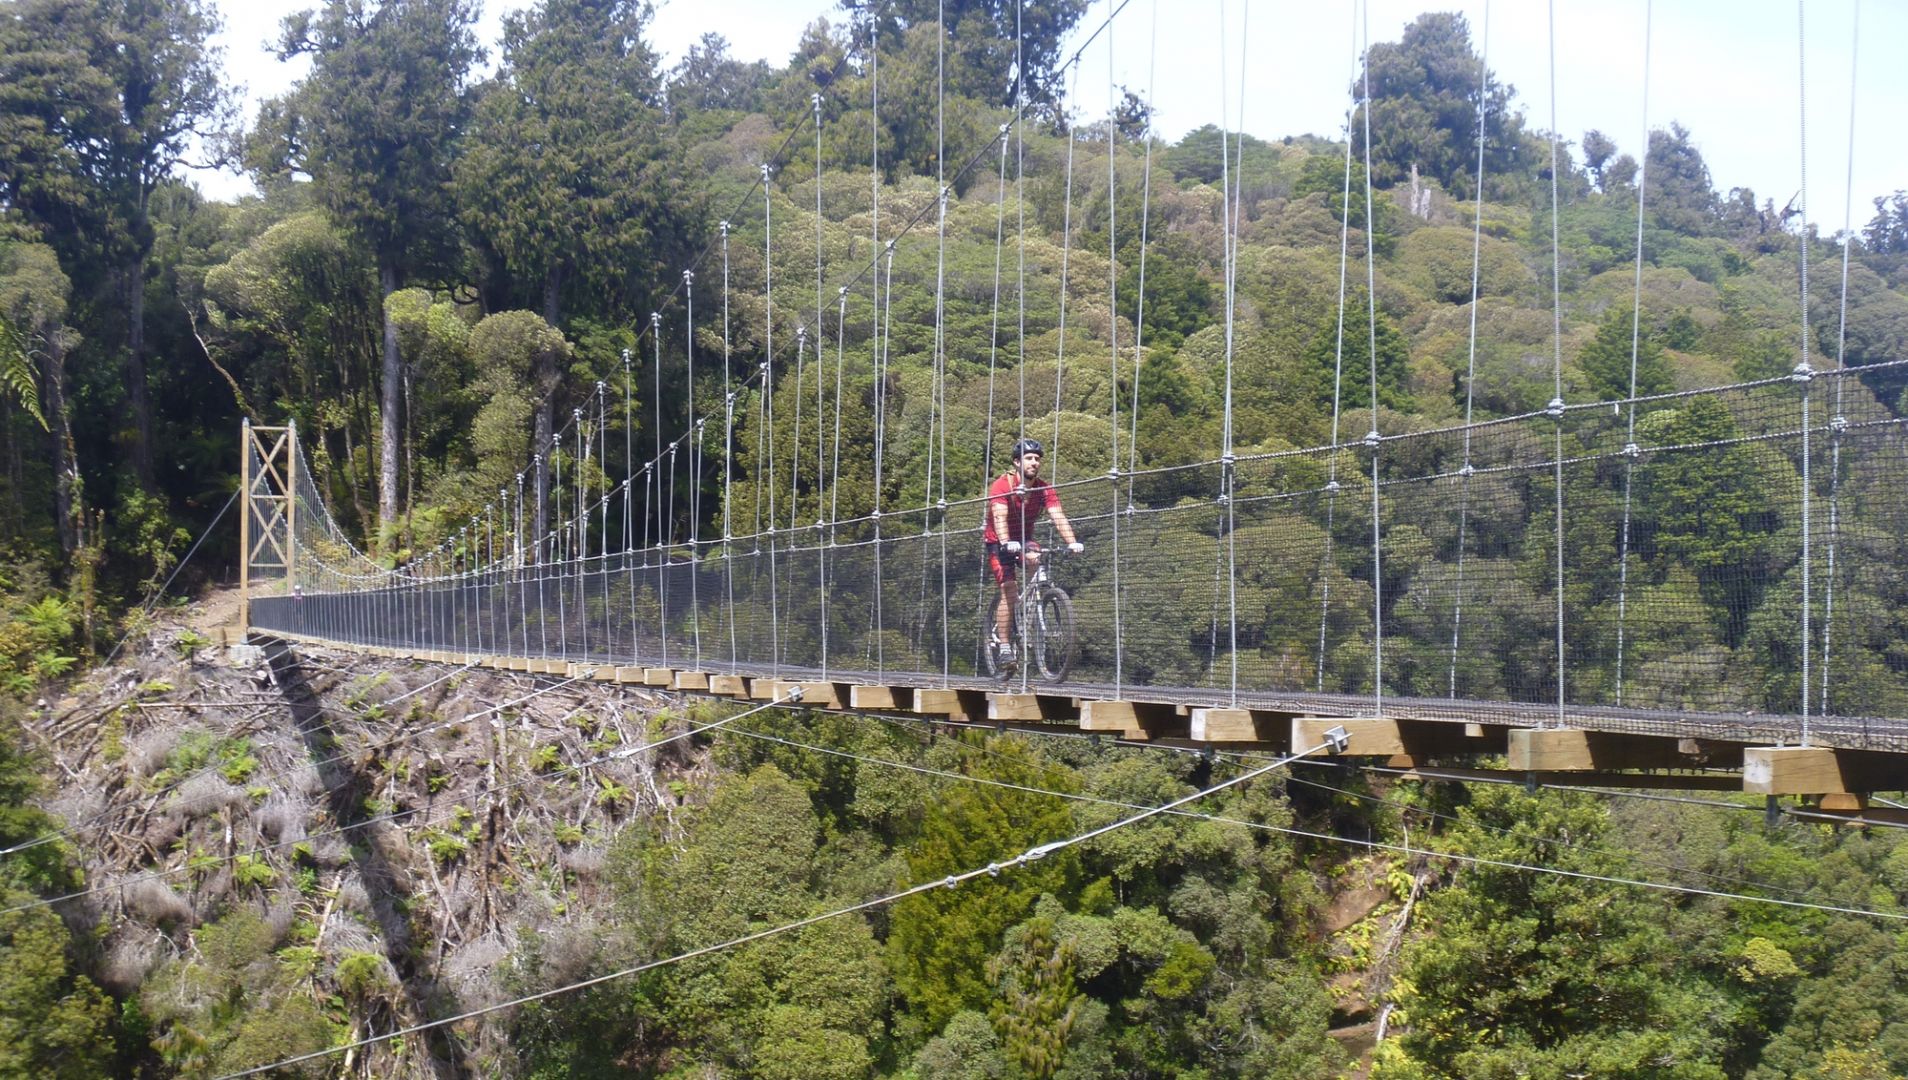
3,0 -> 1908,1075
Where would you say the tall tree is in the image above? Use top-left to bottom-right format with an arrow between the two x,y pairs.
0,243 -> 80,560
1577,306 -> 1673,404
454,0 -> 677,541
847,0 -> 1090,111
277,0 -> 480,547
98,0 -> 230,489
0,0 -> 228,491
664,32 -> 773,120
1352,11 -> 1526,198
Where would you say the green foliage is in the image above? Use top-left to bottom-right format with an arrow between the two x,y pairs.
151,731 -> 257,791
334,952 -> 394,1001
988,915 -> 1081,1077
889,737 -> 1080,1032
1383,784 -> 1736,1078
0,315 -> 44,430
1577,306 -> 1674,402
0,892 -> 115,1079
1301,299 -> 1415,414
231,854 -> 276,889
1353,12 -> 1532,198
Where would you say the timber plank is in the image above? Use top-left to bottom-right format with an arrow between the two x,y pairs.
1510,728 -> 1736,772
916,688 -> 987,722
1295,717 -> 1506,758
849,684 -> 914,710
987,694 -> 1078,723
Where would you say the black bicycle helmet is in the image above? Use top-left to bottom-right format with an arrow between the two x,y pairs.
1011,438 -> 1043,460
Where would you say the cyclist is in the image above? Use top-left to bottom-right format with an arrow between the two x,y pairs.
984,438 -> 1082,668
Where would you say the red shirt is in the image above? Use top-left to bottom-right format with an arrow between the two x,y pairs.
983,472 -> 1059,543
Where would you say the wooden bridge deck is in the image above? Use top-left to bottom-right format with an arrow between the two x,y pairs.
251,630 -> 1908,822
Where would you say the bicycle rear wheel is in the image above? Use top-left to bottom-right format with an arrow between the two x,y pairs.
1031,586 -> 1075,683
979,603 -> 1007,680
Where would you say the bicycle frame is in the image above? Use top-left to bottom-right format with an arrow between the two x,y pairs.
989,546 -> 1074,683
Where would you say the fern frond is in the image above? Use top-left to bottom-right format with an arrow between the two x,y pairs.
0,315 -> 46,431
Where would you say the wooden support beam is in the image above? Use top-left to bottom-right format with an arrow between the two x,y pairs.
1078,700 -> 1185,741
1510,728 -> 1740,772
987,694 -> 1078,723
709,674 -> 750,697
1190,708 -> 1289,744
1293,717 -> 1506,758
592,667 -> 618,682
643,668 -> 675,687
916,688 -> 988,722
673,671 -> 711,691
614,666 -> 645,684
750,679 -> 786,701
849,684 -> 914,710
1743,746 -> 1908,796
1384,765 -> 1744,791
786,682 -> 848,709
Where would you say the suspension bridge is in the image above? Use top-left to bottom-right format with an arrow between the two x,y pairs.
235,1 -> 1908,822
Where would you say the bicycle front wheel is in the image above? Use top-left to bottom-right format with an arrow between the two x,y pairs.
1031,586 -> 1075,683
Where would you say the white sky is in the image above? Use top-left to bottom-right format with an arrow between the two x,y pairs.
195,0 -> 1905,236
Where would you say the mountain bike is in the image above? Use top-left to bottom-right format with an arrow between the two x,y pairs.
981,545 -> 1076,683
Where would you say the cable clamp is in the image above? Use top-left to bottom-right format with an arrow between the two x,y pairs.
986,861 -> 1001,877
1458,464 -> 1476,477
1220,452 -> 1236,466
814,520 -> 825,531
683,270 -> 694,285
1325,480 -> 1341,493
766,525 -> 777,535
1217,493 -> 1230,506
1545,398 -> 1565,420
786,685 -> 804,702
1323,725 -> 1350,753
1791,362 -> 1815,383
1107,467 -> 1121,479
998,121 -> 1011,135
1363,430 -> 1381,448
1622,442 -> 1642,460
1830,414 -> 1848,434
935,499 -> 947,512
943,875 -> 959,889
1124,503 -> 1136,517
869,509 -> 882,521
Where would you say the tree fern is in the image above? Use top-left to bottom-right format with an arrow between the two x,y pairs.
0,315 -> 46,431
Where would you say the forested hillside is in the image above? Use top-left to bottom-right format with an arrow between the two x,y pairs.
3,0 -> 1908,1076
